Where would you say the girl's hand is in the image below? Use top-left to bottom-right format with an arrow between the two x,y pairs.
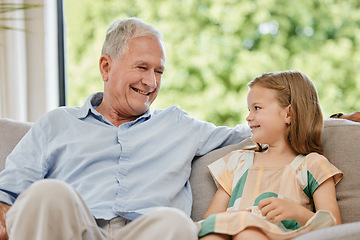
258,197 -> 314,226
0,202 -> 10,240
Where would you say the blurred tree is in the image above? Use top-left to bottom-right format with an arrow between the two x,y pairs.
64,0 -> 360,126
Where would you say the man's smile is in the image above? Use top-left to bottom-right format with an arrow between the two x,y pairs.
132,87 -> 152,96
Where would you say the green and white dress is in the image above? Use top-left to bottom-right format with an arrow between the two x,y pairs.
197,150 -> 343,239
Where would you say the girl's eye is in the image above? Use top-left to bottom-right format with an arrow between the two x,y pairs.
255,106 -> 260,110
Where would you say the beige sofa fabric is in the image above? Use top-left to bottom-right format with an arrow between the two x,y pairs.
0,119 -> 32,171
1,117 -> 360,239
321,119 -> 360,224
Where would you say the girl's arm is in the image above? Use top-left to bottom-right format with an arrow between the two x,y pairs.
202,185 -> 230,219
313,177 -> 342,225
258,177 -> 341,226
258,196 -> 314,226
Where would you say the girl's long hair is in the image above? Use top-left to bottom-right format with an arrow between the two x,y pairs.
248,70 -> 324,155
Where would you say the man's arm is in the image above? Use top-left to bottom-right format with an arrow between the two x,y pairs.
0,202 -> 10,240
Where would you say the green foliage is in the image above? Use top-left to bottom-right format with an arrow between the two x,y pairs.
64,0 -> 360,126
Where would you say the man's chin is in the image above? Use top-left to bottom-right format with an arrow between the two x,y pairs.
131,103 -> 151,115
130,95 -> 157,113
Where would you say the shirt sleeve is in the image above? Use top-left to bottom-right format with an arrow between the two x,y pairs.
0,116 -> 49,205
191,118 -> 251,156
306,153 -> 343,196
208,150 -> 247,196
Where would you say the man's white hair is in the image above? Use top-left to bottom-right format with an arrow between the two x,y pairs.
101,17 -> 165,60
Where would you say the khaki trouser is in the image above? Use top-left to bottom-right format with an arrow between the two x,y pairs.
6,179 -> 198,240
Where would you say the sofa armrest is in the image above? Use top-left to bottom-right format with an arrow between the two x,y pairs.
0,118 -> 32,171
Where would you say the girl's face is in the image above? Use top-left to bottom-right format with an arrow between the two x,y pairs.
246,85 -> 291,146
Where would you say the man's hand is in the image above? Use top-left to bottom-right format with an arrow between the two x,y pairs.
330,111 -> 360,122
258,197 -> 314,226
0,202 -> 10,240
340,111 -> 360,122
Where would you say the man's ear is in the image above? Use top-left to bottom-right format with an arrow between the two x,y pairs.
99,54 -> 112,82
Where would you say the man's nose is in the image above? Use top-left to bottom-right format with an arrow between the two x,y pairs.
143,70 -> 157,88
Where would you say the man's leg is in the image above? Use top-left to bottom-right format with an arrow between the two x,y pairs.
111,207 -> 198,240
6,179 -> 106,240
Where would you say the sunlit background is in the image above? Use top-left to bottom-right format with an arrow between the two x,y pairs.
64,0 -> 360,126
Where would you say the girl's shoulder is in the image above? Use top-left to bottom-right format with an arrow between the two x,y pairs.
291,152 -> 331,169
305,152 -> 327,161
304,152 -> 337,172
302,152 -> 343,187
292,152 -> 339,175
207,149 -> 254,195
208,149 -> 254,177
219,149 -> 255,164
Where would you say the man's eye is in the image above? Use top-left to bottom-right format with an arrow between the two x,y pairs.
138,66 -> 147,70
156,70 -> 164,75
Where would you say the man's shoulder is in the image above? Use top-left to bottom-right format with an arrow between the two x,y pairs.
42,93 -> 97,121
150,106 -> 200,126
35,106 -> 81,127
153,105 -> 189,116
46,106 -> 81,118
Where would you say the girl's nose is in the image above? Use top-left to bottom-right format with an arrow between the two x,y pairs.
246,112 -> 253,122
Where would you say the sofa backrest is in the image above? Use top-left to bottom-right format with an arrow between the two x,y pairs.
1,118 -> 360,224
190,119 -> 360,224
321,119 -> 360,224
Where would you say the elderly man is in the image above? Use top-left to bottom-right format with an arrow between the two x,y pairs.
0,18 -> 250,239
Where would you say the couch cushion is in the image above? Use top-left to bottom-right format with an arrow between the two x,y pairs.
322,119 -> 360,224
293,221 -> 360,240
0,118 -> 32,171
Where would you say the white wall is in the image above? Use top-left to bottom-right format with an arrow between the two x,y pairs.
0,0 -> 59,122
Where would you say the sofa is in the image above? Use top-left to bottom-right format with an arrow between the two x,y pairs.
1,117 -> 360,239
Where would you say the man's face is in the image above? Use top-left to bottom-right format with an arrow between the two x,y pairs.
102,36 -> 165,118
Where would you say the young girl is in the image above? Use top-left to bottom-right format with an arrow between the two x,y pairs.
198,71 -> 343,240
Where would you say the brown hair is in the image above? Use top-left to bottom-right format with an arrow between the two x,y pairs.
248,70 -> 324,155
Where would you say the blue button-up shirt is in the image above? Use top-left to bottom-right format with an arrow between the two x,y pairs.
0,93 -> 250,220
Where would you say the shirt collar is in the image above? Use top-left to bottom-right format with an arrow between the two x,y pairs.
77,92 -> 152,123
77,92 -> 103,119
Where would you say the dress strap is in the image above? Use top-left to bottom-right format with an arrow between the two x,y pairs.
244,151 -> 254,169
290,154 -> 307,189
